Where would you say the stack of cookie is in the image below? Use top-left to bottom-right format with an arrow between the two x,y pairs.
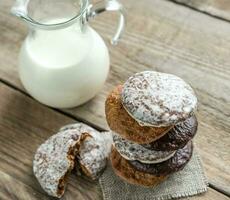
105,71 -> 198,186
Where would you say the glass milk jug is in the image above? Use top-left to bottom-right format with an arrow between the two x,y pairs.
11,0 -> 125,108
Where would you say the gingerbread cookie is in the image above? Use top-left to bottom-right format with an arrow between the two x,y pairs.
105,85 -> 172,144
111,142 -> 193,187
33,129 -> 85,198
129,141 -> 193,176
60,123 -> 113,179
113,133 -> 175,164
111,147 -> 167,187
142,115 -> 198,151
79,132 -> 113,179
33,123 -> 112,197
121,71 -> 197,127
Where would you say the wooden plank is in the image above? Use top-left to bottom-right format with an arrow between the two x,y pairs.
0,82 -> 229,200
169,0 -> 230,21
0,0 -> 230,195
0,83 -> 102,200
184,189 -> 230,200
0,171 -> 50,200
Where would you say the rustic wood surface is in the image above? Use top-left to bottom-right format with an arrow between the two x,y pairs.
0,0 -> 230,199
0,83 -> 102,200
0,83 -> 229,200
169,0 -> 230,21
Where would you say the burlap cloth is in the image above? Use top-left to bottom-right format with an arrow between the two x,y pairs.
99,149 -> 208,200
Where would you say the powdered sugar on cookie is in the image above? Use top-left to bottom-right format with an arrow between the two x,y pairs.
33,129 -> 83,198
61,123 -> 112,179
33,123 -> 112,198
78,131 -> 112,179
113,133 -> 175,164
121,71 -> 197,127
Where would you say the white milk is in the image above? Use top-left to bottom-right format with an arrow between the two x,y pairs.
19,20 -> 109,108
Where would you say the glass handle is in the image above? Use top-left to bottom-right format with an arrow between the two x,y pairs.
87,0 -> 126,45
11,0 -> 30,19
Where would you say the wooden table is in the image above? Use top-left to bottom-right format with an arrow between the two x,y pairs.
0,0 -> 229,199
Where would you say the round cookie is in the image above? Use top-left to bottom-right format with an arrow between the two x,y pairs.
60,123 -> 113,180
142,115 -> 198,151
121,71 -> 197,127
129,141 -> 193,176
111,142 -> 193,187
105,85 -> 172,144
113,133 -> 175,164
110,147 -> 168,187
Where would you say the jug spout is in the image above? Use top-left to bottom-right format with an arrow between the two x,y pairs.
11,0 -> 30,20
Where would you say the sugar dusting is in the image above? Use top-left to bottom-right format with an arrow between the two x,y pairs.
60,123 -> 113,179
113,133 -> 176,164
121,71 -> 197,127
33,129 -> 82,198
33,123 -> 112,197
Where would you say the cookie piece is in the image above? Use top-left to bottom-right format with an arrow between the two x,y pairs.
113,133 -> 175,164
33,123 -> 112,198
60,123 -> 113,179
129,141 -> 193,176
105,85 -> 172,144
142,116 -> 198,151
33,129 -> 86,198
78,131 -> 112,179
111,147 -> 167,187
121,71 -> 197,127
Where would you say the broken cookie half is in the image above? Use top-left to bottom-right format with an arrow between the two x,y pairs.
33,123 -> 112,198
60,123 -> 113,180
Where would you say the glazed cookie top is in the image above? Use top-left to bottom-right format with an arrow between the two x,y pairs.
121,71 -> 197,127
113,133 -> 175,164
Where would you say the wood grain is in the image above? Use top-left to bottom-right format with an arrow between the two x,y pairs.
0,171 -> 50,200
0,80 -> 229,200
0,0 -> 230,198
0,83 -> 102,200
169,0 -> 230,21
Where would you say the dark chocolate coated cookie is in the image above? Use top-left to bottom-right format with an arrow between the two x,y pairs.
110,147 -> 167,186
142,116 -> 197,151
129,141 -> 193,176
